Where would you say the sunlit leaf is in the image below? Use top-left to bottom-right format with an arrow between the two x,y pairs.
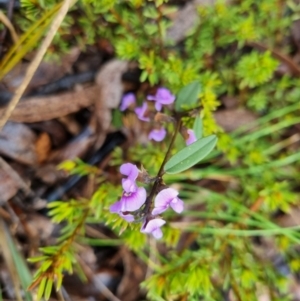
164,135 -> 217,174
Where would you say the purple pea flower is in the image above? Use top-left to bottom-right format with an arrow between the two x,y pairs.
152,188 -> 184,215
147,87 -> 176,111
110,163 -> 146,218
120,93 -> 136,111
186,129 -> 197,145
141,218 -> 166,239
110,180 -> 146,213
148,128 -> 167,142
135,102 -> 150,122
120,163 -> 139,182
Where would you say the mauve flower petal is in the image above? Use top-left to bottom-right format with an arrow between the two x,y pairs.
152,228 -> 163,239
120,163 -> 139,181
154,101 -> 163,111
152,206 -> 167,215
110,201 -> 122,213
154,188 -> 179,207
148,128 -> 166,142
135,102 -> 150,122
156,88 -> 175,105
147,88 -> 175,111
141,218 -> 166,234
170,197 -> 184,213
119,212 -> 135,222
120,93 -> 136,111
122,178 -> 137,193
186,129 -> 197,145
121,187 -> 146,211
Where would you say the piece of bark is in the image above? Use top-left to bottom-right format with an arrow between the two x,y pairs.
0,59 -> 128,126
35,164 -> 67,185
48,123 -> 97,163
0,122 -> 37,165
0,84 -> 97,123
94,59 -> 129,148
2,47 -> 80,94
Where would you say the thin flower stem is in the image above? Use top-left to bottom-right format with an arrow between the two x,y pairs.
143,119 -> 182,215
157,119 -> 182,177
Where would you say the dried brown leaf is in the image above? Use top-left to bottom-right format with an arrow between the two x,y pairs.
35,132 -> 52,164
2,48 -> 80,94
0,122 -> 37,165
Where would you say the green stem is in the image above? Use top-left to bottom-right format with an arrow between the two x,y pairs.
186,225 -> 300,239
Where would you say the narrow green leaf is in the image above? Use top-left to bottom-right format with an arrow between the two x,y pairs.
47,201 -> 64,208
44,278 -> 53,301
56,274 -> 63,291
193,116 -> 203,139
175,81 -> 201,112
37,278 -> 47,301
27,256 -> 48,263
164,135 -> 217,174
4,221 -> 33,301
41,260 -> 52,272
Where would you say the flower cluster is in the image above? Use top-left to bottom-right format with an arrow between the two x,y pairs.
121,87 -> 175,142
110,163 -> 184,239
120,88 -> 197,145
112,87 -> 199,239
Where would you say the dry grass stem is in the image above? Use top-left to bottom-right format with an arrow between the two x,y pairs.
0,0 -> 74,130
0,10 -> 19,43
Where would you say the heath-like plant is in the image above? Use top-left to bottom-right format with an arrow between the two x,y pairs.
19,0 -> 300,300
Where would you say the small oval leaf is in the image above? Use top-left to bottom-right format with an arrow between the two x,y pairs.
175,81 -> 201,112
164,135 -> 217,174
